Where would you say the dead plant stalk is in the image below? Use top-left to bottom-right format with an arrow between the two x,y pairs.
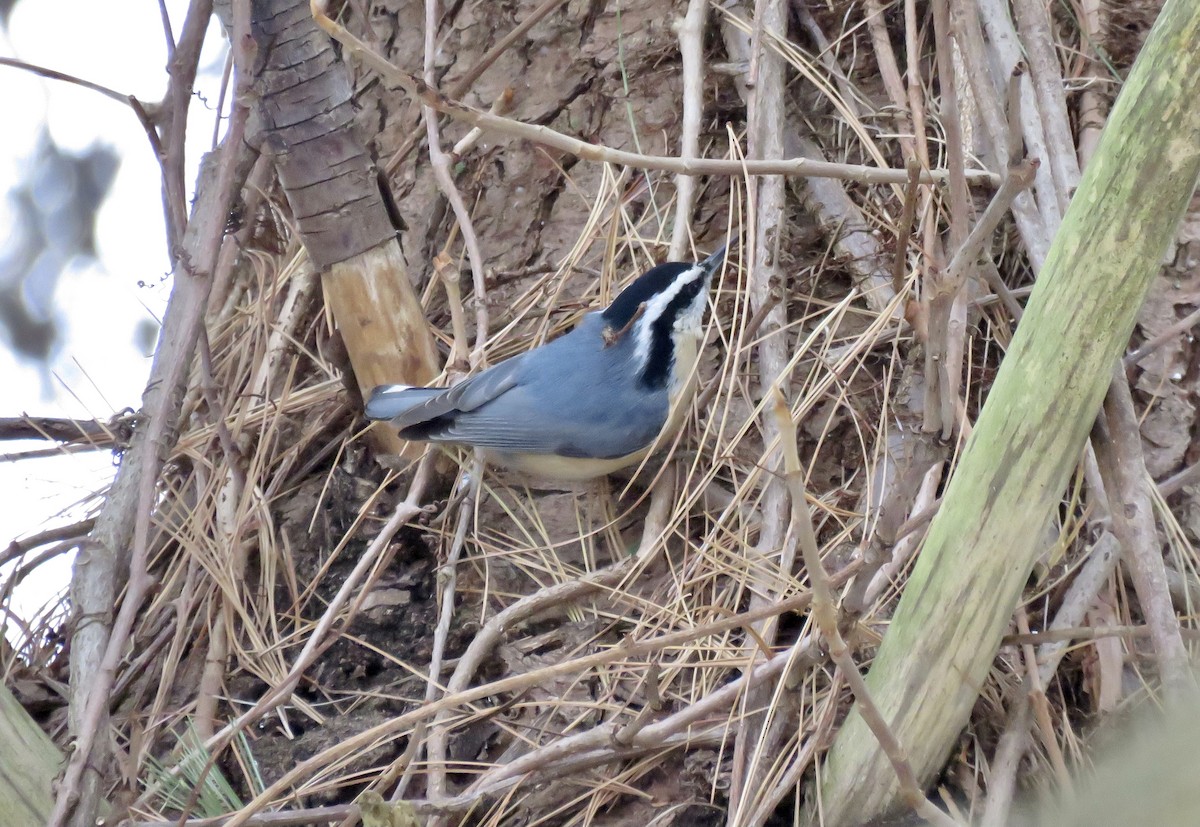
52,45 -> 253,827
772,391 -> 961,827
210,570 -> 869,827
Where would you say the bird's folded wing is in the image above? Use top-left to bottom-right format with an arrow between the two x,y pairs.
421,413 -> 572,455
421,385 -> 650,458
373,358 -> 524,430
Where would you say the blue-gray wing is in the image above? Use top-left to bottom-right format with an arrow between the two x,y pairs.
366,357 -> 525,429
370,315 -> 668,459
420,381 -> 664,458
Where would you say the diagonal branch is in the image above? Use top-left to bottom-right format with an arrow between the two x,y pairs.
309,0 -> 999,187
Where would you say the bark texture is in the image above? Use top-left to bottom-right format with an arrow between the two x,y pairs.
252,0 -> 396,269
251,0 -> 439,444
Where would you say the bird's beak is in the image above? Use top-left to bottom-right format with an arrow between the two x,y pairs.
701,243 -> 728,274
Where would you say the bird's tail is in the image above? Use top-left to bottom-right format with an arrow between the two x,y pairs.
364,385 -> 443,421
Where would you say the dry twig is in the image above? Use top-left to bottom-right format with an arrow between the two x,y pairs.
772,391 -> 959,827
311,0 -> 999,187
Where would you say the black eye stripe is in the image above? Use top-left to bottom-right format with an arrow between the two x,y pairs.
602,263 -> 694,329
641,289 -> 705,389
601,260 -> 711,390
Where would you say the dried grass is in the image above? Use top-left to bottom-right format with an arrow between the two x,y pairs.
4,0 -> 1197,826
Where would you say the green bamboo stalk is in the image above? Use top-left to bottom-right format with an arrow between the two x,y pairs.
810,2 -> 1200,824
0,681 -> 61,825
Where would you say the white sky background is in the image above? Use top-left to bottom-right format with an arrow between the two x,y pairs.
1,1 -> 228,638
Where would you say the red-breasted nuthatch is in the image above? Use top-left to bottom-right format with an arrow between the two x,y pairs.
366,244 -> 727,479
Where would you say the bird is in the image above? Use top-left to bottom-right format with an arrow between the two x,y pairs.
365,244 -> 728,480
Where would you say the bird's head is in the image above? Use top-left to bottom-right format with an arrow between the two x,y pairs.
601,244 -> 727,390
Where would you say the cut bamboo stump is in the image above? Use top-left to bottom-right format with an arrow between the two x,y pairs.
253,0 -> 441,457
322,242 -> 440,456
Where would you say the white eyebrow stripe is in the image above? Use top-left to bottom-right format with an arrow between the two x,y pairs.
632,263 -> 705,372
